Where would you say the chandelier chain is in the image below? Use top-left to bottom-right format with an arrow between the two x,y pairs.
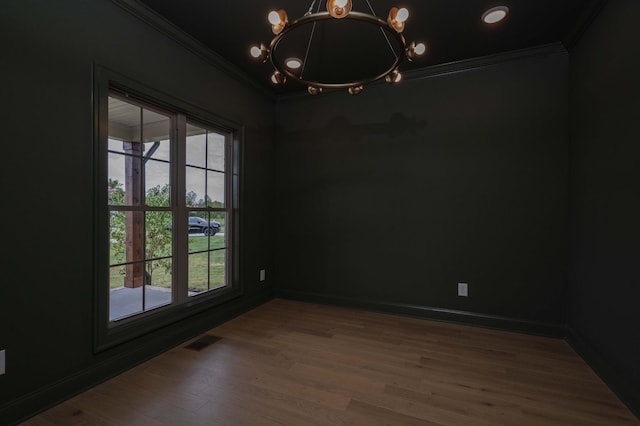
364,0 -> 398,60
304,0 -> 317,16
301,0 -> 323,78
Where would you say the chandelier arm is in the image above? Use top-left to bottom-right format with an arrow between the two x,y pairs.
269,11 -> 407,90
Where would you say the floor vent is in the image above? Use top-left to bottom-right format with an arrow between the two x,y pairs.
184,334 -> 222,351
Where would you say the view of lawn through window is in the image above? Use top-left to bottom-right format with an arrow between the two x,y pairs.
107,92 -> 231,322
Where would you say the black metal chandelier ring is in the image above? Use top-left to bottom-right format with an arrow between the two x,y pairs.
269,11 -> 407,91
250,1 -> 426,95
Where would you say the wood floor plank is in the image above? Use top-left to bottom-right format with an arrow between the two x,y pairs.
22,298 -> 639,425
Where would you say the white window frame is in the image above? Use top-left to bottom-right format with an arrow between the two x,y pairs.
93,66 -> 242,351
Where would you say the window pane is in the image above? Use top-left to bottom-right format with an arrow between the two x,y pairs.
187,212 -> 218,243
207,171 -> 225,207
188,233 -> 202,254
207,133 -> 226,172
144,259 -> 172,311
108,138 -> 125,154
109,211 -> 126,265
209,249 -> 226,290
108,153 -> 142,206
109,96 -> 141,143
107,153 -> 126,206
126,255 -> 146,285
109,264 -> 127,290
188,245 -> 226,297
146,259 -> 172,289
145,159 -> 171,207
145,211 -> 173,261
186,125 -> 206,168
142,287 -> 172,311
124,211 -> 144,262
110,288 -> 143,321
109,262 -> 152,320
118,211 -> 144,263
188,252 -> 208,294
143,140 -> 171,162
109,263 -> 172,321
142,109 -> 171,162
210,212 -> 227,248
186,166 -> 206,206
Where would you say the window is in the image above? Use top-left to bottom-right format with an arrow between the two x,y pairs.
95,68 -> 241,350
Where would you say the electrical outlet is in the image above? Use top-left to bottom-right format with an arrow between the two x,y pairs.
259,269 -> 266,282
0,350 -> 5,375
458,282 -> 469,297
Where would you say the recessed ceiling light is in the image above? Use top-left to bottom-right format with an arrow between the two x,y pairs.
285,58 -> 302,70
482,6 -> 509,24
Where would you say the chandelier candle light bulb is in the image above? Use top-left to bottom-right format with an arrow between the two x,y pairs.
348,85 -> 364,95
268,9 -> 288,34
268,11 -> 281,25
385,70 -> 402,83
271,71 -> 286,85
406,41 -> 427,60
285,58 -> 303,70
327,0 -> 352,18
388,7 -> 408,32
396,8 -> 409,22
250,46 -> 262,58
250,44 -> 269,62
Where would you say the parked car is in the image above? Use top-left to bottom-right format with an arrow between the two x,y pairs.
188,216 -> 221,236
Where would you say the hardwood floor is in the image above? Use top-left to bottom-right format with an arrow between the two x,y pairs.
23,298 -> 638,425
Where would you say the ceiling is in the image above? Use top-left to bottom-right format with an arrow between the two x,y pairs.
135,0 -> 601,95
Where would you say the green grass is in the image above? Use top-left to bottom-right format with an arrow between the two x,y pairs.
188,235 -> 226,292
109,234 -> 226,291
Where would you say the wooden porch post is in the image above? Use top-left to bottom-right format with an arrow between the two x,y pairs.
123,141 -> 145,288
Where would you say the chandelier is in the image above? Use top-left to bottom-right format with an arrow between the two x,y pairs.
249,0 -> 426,95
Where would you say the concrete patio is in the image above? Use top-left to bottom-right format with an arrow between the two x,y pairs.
109,285 -> 199,321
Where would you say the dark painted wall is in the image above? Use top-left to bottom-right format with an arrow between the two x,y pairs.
568,0 -> 640,413
7,0 -> 637,421
275,52 -> 569,326
0,1 -> 274,423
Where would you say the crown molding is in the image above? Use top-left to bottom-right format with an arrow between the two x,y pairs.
110,0 -> 275,100
277,42 -> 567,102
563,0 -> 609,50
403,42 -> 567,81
